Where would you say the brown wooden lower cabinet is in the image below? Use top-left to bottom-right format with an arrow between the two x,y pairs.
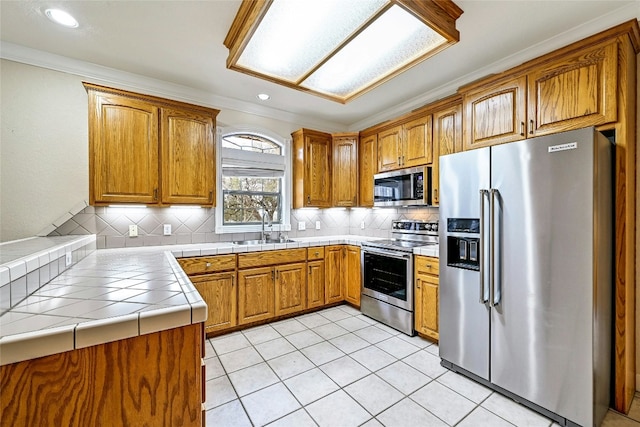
238,266 -> 275,325
191,272 -> 236,333
275,262 -> 307,316
307,259 -> 325,308
325,245 -> 345,303
0,324 -> 203,427
344,245 -> 361,307
414,255 -> 439,341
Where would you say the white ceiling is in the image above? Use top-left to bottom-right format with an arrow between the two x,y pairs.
1,1 -> 638,132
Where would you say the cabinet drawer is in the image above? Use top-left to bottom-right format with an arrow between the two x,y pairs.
307,247 -> 325,261
178,255 -> 236,275
238,248 -> 307,269
415,256 -> 439,276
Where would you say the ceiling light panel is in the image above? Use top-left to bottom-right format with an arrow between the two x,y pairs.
301,5 -> 447,98
225,0 -> 463,103
237,0 -> 387,82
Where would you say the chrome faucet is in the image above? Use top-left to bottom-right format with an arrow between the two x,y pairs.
261,210 -> 272,242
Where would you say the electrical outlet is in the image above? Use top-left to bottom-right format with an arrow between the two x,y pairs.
163,224 -> 172,236
360,221 -> 365,229
315,221 -> 321,230
65,252 -> 72,267
298,221 -> 306,231
129,224 -> 138,237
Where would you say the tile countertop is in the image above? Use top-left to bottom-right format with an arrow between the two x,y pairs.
0,235 -> 438,365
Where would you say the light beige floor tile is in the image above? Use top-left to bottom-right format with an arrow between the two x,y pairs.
286,329 -> 324,349
351,345 -> 396,371
377,398 -> 448,427
206,399 -> 251,427
271,319 -> 308,336
437,370 -> 493,404
373,323 -> 402,336
601,410 -> 640,427
403,349 -> 447,378
344,374 -> 404,415
301,341 -> 345,366
313,322 -> 349,340
335,316 -> 371,332
284,368 -> 339,405
457,406 -> 515,427
205,356 -> 225,380
377,361 -> 431,395
411,381 -> 476,425
375,336 -> 420,359
268,350 -> 315,380
396,333 -> 433,349
425,342 -> 439,356
627,394 -> 640,422
211,332 -> 252,355
243,324 -> 281,345
361,418 -> 384,427
219,346 -> 264,373
241,382 -> 301,426
266,409 -> 317,427
319,308 -> 352,322
228,362 -> 279,397
306,390 -> 371,427
320,355 -> 371,387
204,339 -> 216,359
481,392 -> 552,427
297,313 -> 332,329
255,337 -> 296,360
354,325 -> 393,344
337,304 -> 362,316
205,376 -> 237,410
329,333 -> 370,354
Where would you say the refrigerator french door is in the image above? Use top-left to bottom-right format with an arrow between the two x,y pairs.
439,127 -> 612,427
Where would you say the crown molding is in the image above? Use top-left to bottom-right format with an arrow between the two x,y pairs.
0,41 -> 346,133
349,2 -> 640,131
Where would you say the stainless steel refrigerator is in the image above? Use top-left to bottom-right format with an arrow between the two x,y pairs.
439,127 -> 612,427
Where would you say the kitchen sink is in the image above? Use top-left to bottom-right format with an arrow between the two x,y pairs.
232,238 -> 296,245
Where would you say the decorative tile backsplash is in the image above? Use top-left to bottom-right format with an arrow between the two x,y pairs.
49,205 -> 439,249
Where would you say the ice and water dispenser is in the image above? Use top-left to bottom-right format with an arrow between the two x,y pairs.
446,218 -> 480,271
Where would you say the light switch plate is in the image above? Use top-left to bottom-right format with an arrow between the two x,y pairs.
129,224 -> 138,237
315,221 -> 321,230
163,224 -> 172,236
298,222 -> 306,231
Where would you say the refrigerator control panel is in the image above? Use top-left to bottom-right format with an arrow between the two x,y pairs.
447,218 -> 480,233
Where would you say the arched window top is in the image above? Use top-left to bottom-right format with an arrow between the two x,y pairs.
222,133 -> 282,155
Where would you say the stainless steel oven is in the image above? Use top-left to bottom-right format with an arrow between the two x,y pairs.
361,220 -> 438,335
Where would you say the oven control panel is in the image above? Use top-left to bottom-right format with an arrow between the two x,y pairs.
392,220 -> 438,234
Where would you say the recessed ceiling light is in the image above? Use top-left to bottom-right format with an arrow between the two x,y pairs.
257,93 -> 270,101
45,8 -> 79,28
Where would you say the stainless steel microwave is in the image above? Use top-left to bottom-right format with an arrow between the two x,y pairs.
373,166 -> 432,207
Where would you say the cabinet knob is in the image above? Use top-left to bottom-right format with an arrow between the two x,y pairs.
520,122 -> 525,136
315,251 -> 319,256
153,188 -> 158,201
209,191 -> 213,202
307,195 -> 311,204
529,120 -> 534,135
206,262 -> 211,267
398,156 -> 401,165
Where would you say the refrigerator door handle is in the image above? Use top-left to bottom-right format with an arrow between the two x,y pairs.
489,188 -> 501,307
479,189 -> 489,303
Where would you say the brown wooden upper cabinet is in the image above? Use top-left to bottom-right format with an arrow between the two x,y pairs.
292,129 -> 332,208
377,115 -> 433,172
432,101 -> 463,206
462,39 -> 618,150
84,83 -> 219,206
332,133 -> 358,207
358,133 -> 377,207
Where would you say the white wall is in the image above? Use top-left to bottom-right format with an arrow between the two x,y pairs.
0,59 -> 306,242
1,59 -> 89,241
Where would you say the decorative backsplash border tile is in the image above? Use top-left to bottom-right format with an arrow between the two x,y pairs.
47,205 -> 439,249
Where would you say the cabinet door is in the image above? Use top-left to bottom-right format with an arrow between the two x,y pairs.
415,273 -> 439,341
305,133 -> 332,207
377,126 -> 402,172
402,115 -> 433,168
89,92 -> 159,204
359,134 -> 377,207
463,76 -> 527,150
161,108 -> 215,205
237,267 -> 274,325
527,40 -> 618,137
191,272 -> 236,333
325,246 -> 344,304
307,260 -> 325,309
332,134 -> 358,207
432,103 -> 462,206
275,263 -> 306,316
344,246 -> 361,307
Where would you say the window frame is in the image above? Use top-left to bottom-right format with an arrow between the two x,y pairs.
215,126 -> 292,234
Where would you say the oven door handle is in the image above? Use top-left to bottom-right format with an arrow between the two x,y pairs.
362,247 -> 412,260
